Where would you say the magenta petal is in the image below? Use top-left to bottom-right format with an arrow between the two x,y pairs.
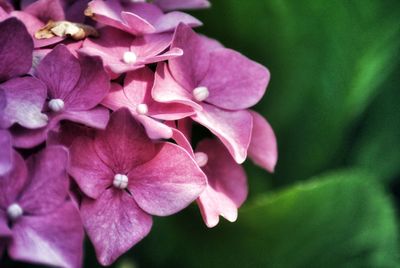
0,130 -> 12,176
131,32 -> 173,58
23,0 -> 65,22
120,11 -> 156,35
69,136 -> 114,199
9,202 -> 84,268
192,103 -> 253,163
0,77 -> 47,129
0,151 -> 27,208
94,109 -> 156,173
0,211 -> 11,236
154,0 -> 210,11
58,107 -> 110,130
81,189 -> 152,266
87,0 -> 129,32
153,63 -> 201,110
0,18 -> 33,81
196,139 -> 247,227
36,45 -> 81,100
248,111 -> 278,172
134,114 -> 172,139
18,146 -> 69,215
200,48 -> 270,110
129,142 -> 206,216
169,24 -> 221,89
64,54 -> 110,111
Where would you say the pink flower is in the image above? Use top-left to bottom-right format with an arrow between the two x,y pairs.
68,108 -> 206,265
11,44 -> 110,148
80,26 -> 182,76
102,67 -> 194,139
153,0 -> 210,11
153,23 -> 270,163
0,146 -> 84,268
86,0 -> 202,35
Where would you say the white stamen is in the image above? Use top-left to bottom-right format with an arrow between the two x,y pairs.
123,51 -> 137,64
194,152 -> 208,168
192,86 -> 209,102
136,103 -> 148,115
48,98 -> 65,112
113,174 -> 129,189
7,203 -> 23,220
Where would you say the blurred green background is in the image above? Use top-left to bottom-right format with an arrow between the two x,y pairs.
7,0 -> 400,267
128,1 -> 400,267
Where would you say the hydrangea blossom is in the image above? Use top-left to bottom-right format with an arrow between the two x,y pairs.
68,108 -> 206,265
0,0 -> 277,267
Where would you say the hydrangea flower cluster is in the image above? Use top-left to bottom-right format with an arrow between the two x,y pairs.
0,0 -> 277,267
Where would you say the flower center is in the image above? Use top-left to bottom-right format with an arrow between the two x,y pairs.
192,86 -> 209,102
136,103 -> 148,115
7,203 -> 23,220
48,98 -> 65,112
123,51 -> 137,64
194,152 -> 208,168
113,174 -> 129,189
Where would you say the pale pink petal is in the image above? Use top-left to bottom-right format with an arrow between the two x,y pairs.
196,139 -> 247,227
87,0 -> 129,32
81,189 -> 152,266
129,142 -> 206,216
248,111 -> 278,172
120,11 -> 156,35
69,136 -> 114,199
192,103 -> 252,163
134,114 -> 172,139
152,62 -> 202,110
152,11 -> 202,33
57,107 -> 110,130
9,202 -> 84,268
200,48 -> 270,110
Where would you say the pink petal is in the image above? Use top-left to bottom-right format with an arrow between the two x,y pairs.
120,11 -> 156,35
169,24 -> 222,90
57,107 -> 110,130
192,103 -> 252,163
80,27 -> 135,75
0,77 -> 48,129
134,114 -> 172,139
248,111 -> 278,172
94,109 -> 156,173
0,17 -> 33,81
69,136 -> 114,199
0,130 -> 12,176
0,211 -> 11,236
129,142 -> 206,216
80,189 -> 152,266
18,146 -> 69,215
130,32 -> 174,59
196,139 -> 247,227
87,0 -> 130,33
154,0 -> 210,11
200,48 -> 270,110
152,62 -> 202,110
152,11 -> 202,33
9,202 -> 84,268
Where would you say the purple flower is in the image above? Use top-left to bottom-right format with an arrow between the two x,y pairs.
68,108 -> 206,265
153,23 -> 270,163
0,18 -> 48,130
80,26 -> 183,76
102,67 -> 194,139
11,44 -> 110,148
86,0 -> 201,35
0,146 -> 84,268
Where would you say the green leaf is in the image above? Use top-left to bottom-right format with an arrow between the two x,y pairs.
348,67 -> 400,182
134,169 -> 399,268
192,0 -> 400,183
